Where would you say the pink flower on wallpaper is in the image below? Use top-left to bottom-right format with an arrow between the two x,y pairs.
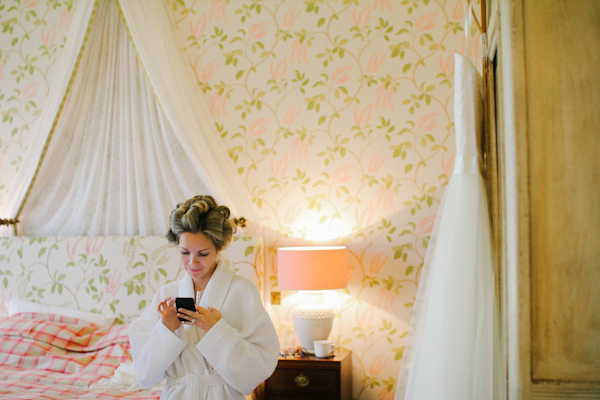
418,214 -> 436,234
354,103 -> 372,127
470,34 -> 481,61
369,354 -> 389,375
67,238 -> 83,261
378,387 -> 396,400
271,155 -> 289,178
332,165 -> 353,185
355,203 -> 374,226
209,91 -> 228,117
375,84 -> 395,111
283,7 -> 300,29
105,270 -> 122,296
270,57 -> 288,81
460,35 -> 481,61
416,113 -> 439,132
415,13 -> 437,31
22,82 -> 41,99
60,7 -> 74,30
86,237 -> 105,256
41,26 -> 57,46
453,1 -> 464,20
190,15 -> 208,36
23,0 -> 38,9
376,185 -> 395,211
377,285 -> 397,312
248,21 -> 269,40
291,137 -> 309,162
331,66 -> 352,85
439,53 -> 455,75
290,39 -> 309,65
459,36 -> 466,56
209,0 -> 228,21
284,203 -> 302,225
352,5 -> 371,29
356,304 -> 375,327
367,51 -> 385,74
373,0 -> 393,12
441,154 -> 455,176
202,59 -> 220,81
368,151 -> 387,173
283,105 -> 301,126
249,118 -> 269,136
368,253 -> 388,274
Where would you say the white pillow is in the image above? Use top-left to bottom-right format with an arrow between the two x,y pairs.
6,298 -> 115,328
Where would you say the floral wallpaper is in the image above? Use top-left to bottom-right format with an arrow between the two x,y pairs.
0,235 -> 263,323
0,0 -> 75,197
0,0 -> 481,399
170,1 -> 475,398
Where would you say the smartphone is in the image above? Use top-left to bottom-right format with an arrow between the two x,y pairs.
175,297 -> 196,321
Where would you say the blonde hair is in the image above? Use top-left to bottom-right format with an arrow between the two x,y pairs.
165,195 -> 236,251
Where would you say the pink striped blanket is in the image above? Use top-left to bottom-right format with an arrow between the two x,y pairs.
0,313 -> 160,399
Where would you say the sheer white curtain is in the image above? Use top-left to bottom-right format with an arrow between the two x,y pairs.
0,0 -> 95,236
395,54 -> 504,400
19,0 -> 260,235
118,0 -> 261,227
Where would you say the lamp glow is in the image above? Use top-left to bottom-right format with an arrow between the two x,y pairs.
277,246 -> 348,353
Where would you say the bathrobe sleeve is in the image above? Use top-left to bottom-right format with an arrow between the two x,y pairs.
128,285 -> 188,389
197,276 -> 280,395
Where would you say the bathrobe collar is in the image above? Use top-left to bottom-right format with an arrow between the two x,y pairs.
178,258 -> 234,311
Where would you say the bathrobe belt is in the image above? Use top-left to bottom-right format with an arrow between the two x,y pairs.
166,373 -> 226,400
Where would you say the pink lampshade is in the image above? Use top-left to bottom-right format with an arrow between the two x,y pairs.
277,246 -> 348,290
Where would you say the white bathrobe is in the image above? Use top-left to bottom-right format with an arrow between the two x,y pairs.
128,262 -> 280,400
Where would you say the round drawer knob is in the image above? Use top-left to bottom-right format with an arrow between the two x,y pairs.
295,373 -> 310,388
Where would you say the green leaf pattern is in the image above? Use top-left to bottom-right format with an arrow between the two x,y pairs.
169,1 -> 476,397
0,235 -> 264,324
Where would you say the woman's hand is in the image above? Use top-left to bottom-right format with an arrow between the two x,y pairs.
178,305 -> 222,332
158,297 -> 181,333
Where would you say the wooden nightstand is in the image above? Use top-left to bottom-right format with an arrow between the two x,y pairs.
264,349 -> 352,400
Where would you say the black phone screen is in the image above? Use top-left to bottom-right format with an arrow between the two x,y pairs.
175,297 -> 196,321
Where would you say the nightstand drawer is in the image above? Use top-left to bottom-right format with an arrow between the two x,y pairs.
264,350 -> 352,400
267,368 -> 339,395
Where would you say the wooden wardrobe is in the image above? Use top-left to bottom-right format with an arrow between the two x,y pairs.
485,0 -> 600,398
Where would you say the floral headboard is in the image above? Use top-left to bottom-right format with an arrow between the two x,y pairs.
0,235 -> 264,323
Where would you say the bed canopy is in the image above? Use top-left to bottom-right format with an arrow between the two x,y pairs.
1,0 -> 260,236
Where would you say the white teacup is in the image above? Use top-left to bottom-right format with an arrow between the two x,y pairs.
313,340 -> 335,358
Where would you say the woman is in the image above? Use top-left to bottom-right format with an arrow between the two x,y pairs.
129,195 -> 279,400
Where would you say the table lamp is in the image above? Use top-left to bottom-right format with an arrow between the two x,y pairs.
277,246 -> 348,353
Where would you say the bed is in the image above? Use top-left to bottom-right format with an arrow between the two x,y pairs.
0,235 -> 265,399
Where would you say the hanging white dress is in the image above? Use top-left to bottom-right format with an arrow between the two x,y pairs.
395,54 -> 504,400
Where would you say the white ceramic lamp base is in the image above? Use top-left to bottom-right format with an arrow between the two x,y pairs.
293,316 -> 333,352
292,291 -> 335,353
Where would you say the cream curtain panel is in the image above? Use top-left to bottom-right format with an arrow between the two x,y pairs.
16,0 -> 260,236
117,0 -> 261,226
395,54 -> 505,399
